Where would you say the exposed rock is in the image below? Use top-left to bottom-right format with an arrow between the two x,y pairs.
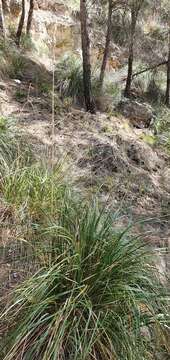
0,82 -> 6,91
117,98 -> 154,128
37,0 -> 66,13
140,326 -> 151,341
95,95 -> 114,112
10,0 -> 21,17
126,141 -> 161,171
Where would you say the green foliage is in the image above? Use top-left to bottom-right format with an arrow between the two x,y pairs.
15,89 -> 27,101
140,133 -> 156,145
0,38 -> 26,79
38,81 -> 51,94
20,34 -> 36,51
0,119 -> 33,178
1,199 -> 169,359
7,52 -> 25,79
154,107 -> 170,134
2,163 -> 66,223
55,54 -> 84,101
153,107 -> 170,153
0,116 -> 7,131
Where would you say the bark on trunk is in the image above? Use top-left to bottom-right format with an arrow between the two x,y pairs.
80,0 -> 95,114
165,29 -> 170,107
2,0 -> 9,14
99,0 -> 113,89
16,0 -> 25,46
26,0 -> 34,35
0,0 -> 6,39
124,8 -> 137,97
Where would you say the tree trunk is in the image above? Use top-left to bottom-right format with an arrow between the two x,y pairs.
99,0 -> 113,89
26,0 -> 34,35
16,0 -> 25,46
0,0 -> 6,39
80,0 -> 95,114
165,29 -> 170,107
2,0 -> 9,14
124,8 -> 137,97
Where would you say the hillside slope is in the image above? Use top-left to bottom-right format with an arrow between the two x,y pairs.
0,71 -> 169,279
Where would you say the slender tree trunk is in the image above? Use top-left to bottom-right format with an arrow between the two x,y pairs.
124,8 -> 137,97
26,0 -> 34,35
2,0 -> 9,14
16,0 -> 25,46
165,29 -> 170,107
0,0 -> 6,39
99,0 -> 113,89
80,0 -> 95,114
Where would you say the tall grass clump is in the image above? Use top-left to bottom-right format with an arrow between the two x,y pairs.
1,200 -> 169,359
55,54 -> 84,102
0,118 -> 33,178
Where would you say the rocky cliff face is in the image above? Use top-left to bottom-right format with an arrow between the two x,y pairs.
9,0 -> 81,59
33,1 -> 80,57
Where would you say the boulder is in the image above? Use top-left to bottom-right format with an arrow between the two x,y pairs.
117,98 -> 154,128
95,95 -> 114,112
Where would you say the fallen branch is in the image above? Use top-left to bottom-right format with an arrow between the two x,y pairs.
132,60 -> 168,78
121,60 -> 167,82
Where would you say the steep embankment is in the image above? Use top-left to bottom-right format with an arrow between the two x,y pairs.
0,74 -> 169,274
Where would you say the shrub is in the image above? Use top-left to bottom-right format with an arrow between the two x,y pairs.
8,53 -> 25,79
1,200 -> 169,359
55,54 -> 84,102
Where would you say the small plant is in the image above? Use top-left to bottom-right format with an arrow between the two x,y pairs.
21,34 -> 35,51
38,81 -> 51,94
15,89 -> 26,101
154,106 -> 170,134
0,116 -> 7,131
8,52 -> 25,79
140,133 -> 156,146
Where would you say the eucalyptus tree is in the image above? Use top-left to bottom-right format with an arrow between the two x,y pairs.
160,0 -> 170,106
0,0 -> 5,39
99,0 -> 125,90
80,0 -> 96,113
26,0 -> 34,35
99,0 -> 113,89
16,0 -> 25,46
165,28 -> 170,106
124,0 -> 145,97
2,0 -> 9,14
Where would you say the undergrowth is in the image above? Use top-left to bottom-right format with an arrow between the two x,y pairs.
154,107 -> 170,153
0,126 -> 169,360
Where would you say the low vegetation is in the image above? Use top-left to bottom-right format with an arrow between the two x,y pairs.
0,124 -> 169,360
0,1 -> 170,359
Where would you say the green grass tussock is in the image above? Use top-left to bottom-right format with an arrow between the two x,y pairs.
1,201 -> 170,359
55,54 -> 84,101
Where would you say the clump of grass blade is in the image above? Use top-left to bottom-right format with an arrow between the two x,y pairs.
1,201 -> 169,360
